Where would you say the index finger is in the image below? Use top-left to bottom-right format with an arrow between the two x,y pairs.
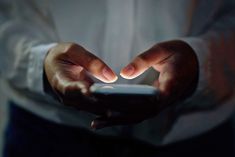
120,45 -> 173,79
65,44 -> 118,83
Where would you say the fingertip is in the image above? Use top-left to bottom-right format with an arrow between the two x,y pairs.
102,67 -> 118,83
107,75 -> 118,83
120,73 -> 135,79
120,64 -> 136,79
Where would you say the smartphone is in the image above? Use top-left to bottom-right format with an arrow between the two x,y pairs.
90,83 -> 159,105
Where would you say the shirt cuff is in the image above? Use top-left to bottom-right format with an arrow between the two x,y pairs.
27,43 -> 57,95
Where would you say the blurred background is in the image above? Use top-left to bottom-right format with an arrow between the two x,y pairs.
0,79 -> 8,157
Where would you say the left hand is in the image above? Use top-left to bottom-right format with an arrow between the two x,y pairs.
91,40 -> 199,129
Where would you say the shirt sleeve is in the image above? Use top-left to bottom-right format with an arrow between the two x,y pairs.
179,0 -> 235,112
0,0 -> 58,95
132,0 -> 235,145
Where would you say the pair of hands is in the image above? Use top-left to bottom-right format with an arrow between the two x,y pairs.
44,40 -> 199,129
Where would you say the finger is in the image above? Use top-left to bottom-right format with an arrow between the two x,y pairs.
120,45 -> 173,79
77,70 -> 94,91
155,65 -> 177,99
154,62 -> 191,105
53,73 -> 108,114
59,64 -> 94,87
52,72 -> 90,95
66,45 -> 118,83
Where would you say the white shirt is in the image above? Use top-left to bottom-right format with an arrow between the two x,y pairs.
0,0 -> 235,145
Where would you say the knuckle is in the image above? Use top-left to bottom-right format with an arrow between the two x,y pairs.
138,53 -> 148,62
51,74 -> 60,90
87,58 -> 103,72
49,43 -> 78,61
64,43 -> 78,52
135,55 -> 150,68
60,43 -> 84,55
54,74 -> 68,94
152,44 -> 162,51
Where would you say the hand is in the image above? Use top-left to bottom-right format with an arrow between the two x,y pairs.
44,43 -> 118,114
91,40 -> 199,129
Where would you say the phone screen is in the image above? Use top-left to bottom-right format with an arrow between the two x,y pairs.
90,83 -> 158,95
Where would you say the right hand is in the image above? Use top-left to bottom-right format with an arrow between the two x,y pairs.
44,43 -> 117,114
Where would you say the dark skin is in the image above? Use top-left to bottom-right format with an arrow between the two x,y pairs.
44,40 -> 199,129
